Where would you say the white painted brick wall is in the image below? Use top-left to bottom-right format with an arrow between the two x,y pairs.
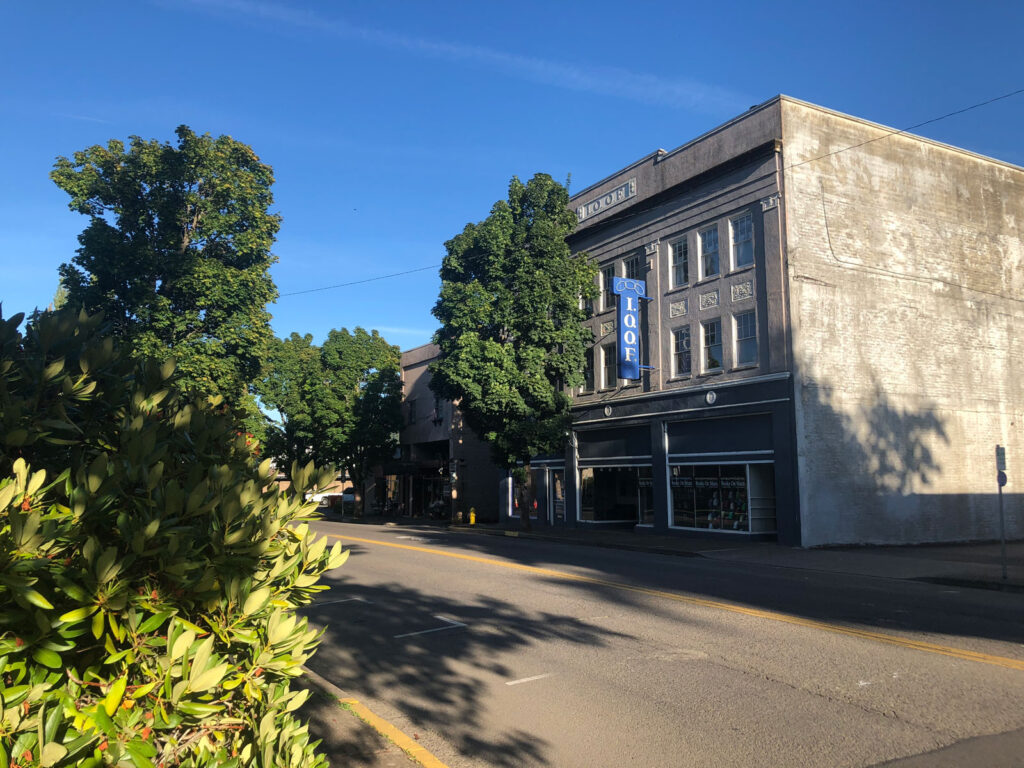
782,100 -> 1024,545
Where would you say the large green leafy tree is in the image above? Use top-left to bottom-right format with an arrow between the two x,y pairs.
257,328 -> 403,510
320,328 -> 403,506
51,125 -> 280,432
431,174 -> 597,507
256,333 -> 326,472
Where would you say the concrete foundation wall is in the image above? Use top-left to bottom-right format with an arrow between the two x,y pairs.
781,98 -> 1024,545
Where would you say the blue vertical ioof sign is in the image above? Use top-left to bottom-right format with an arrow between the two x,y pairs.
612,277 -> 647,380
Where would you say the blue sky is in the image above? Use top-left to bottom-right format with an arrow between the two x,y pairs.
3,0 -> 1022,350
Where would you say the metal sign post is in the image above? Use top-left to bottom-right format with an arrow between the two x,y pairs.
996,445 -> 1007,581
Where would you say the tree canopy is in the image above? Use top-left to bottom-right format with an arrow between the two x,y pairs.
431,173 -> 597,470
257,328 -> 403,501
51,125 -> 280,425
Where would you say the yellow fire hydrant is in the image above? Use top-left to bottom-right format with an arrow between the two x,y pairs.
469,507 -> 476,525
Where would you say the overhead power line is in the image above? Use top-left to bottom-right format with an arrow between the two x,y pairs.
280,264 -> 438,297
278,86 -> 1024,299
785,86 -> 1024,171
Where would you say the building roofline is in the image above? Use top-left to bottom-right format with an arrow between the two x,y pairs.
775,94 -> 1024,175
570,94 -> 1023,205
570,95 -> 784,203
401,341 -> 438,356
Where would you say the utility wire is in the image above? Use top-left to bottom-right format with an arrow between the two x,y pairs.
279,86 -> 1024,299
280,264 -> 439,296
785,86 -> 1024,171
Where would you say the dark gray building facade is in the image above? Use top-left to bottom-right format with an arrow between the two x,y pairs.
527,95 -> 1023,547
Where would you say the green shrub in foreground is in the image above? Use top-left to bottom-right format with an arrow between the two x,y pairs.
0,309 -> 346,767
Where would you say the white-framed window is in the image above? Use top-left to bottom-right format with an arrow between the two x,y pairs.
625,254 -> 642,280
702,319 -> 722,372
699,227 -> 719,279
670,238 -> 689,287
581,347 -> 595,392
673,326 -> 691,377
734,310 -> 757,366
731,213 -> 754,269
601,264 -> 616,311
601,342 -> 617,389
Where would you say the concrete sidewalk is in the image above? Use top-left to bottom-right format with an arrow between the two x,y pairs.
445,522 -> 1024,592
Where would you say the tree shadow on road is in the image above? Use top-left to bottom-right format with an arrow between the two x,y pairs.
321,522 -> 1024,649
303,577 -> 630,767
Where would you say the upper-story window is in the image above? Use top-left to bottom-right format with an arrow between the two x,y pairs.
670,238 -> 689,288
625,254 -> 642,280
601,342 -> 617,389
673,326 -> 691,377
601,264 -> 616,311
581,347 -> 595,393
731,213 -> 754,269
702,319 -> 722,372
734,310 -> 757,366
580,289 -> 594,318
408,398 -> 417,425
699,227 -> 719,279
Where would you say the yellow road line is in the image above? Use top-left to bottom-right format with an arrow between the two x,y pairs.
329,533 -> 1024,672
340,697 -> 449,768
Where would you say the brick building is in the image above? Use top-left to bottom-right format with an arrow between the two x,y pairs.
385,343 -> 506,522
529,95 -> 1022,546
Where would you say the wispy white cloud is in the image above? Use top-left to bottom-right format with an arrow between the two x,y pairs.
53,113 -> 113,124
176,0 -> 745,114
374,325 -> 436,337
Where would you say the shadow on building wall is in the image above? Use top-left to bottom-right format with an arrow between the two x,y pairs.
803,376 -> 950,491
799,375 -> 1019,544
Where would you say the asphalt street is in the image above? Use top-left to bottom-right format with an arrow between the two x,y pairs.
303,521 -> 1024,768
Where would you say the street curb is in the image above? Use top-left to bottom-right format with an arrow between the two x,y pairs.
300,666 -> 449,768
340,698 -> 449,768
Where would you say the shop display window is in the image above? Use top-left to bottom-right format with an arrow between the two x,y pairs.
694,465 -> 722,528
670,465 -> 696,527
719,465 -> 749,530
669,463 -> 772,532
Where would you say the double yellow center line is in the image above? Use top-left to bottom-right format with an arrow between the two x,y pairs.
328,533 -> 1024,672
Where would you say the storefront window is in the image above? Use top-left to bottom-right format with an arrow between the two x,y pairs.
694,465 -> 721,528
381,475 -> 400,514
748,464 -> 777,533
670,463 -> 771,532
638,467 -> 655,525
580,466 -> 652,522
550,470 -> 565,522
719,465 -> 748,530
671,465 -> 696,528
